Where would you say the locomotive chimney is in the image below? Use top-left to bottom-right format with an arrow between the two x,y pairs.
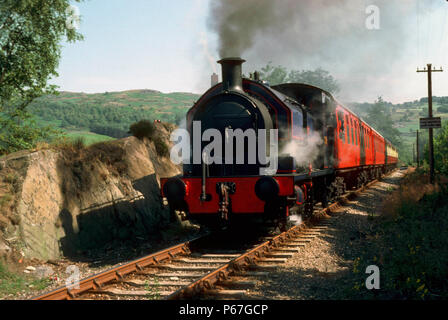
218,57 -> 246,92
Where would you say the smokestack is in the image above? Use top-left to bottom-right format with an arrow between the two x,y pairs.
211,73 -> 219,87
217,57 -> 245,92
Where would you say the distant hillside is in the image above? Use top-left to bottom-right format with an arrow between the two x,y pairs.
348,96 -> 448,164
28,90 -> 200,143
28,89 -> 448,164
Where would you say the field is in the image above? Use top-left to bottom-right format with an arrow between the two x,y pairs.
393,103 -> 447,162
64,131 -> 115,145
28,89 -> 199,140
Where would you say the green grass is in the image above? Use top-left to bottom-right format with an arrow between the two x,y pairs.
0,262 -> 51,298
64,131 -> 115,146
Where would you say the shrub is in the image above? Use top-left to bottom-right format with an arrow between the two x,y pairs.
153,137 -> 169,157
437,105 -> 448,113
72,137 -> 85,150
129,120 -> 155,140
434,122 -> 448,176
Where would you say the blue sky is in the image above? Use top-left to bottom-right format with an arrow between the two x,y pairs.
52,0 -> 448,103
53,0 -> 215,94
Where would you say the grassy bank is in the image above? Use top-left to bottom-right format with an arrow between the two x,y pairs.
349,169 -> 448,299
0,261 -> 50,299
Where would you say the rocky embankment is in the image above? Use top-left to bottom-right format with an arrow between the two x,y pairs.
0,122 -> 180,262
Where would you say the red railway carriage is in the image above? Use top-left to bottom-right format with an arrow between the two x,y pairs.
161,57 -> 398,228
386,140 -> 398,165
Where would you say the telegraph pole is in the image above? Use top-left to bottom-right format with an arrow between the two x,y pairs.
413,142 -> 416,164
417,63 -> 443,184
416,129 -> 420,168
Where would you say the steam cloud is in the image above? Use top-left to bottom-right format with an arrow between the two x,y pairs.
199,31 -> 218,73
281,130 -> 323,167
207,0 -> 440,101
289,213 -> 302,226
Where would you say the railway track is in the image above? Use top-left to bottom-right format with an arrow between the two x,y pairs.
32,176 -> 383,300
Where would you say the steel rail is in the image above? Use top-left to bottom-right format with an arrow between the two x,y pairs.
32,240 -> 193,300
166,224 -> 304,299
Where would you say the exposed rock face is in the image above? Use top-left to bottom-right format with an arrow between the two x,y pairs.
0,123 -> 180,260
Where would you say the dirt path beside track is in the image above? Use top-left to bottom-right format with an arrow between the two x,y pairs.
252,169 -> 406,299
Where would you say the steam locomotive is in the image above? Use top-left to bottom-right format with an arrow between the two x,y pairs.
161,57 -> 398,229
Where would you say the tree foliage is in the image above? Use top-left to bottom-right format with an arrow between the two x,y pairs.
0,108 -> 60,154
0,0 -> 83,155
364,97 -> 402,147
129,120 -> 156,140
258,62 -> 340,94
434,121 -> 448,176
437,105 -> 448,113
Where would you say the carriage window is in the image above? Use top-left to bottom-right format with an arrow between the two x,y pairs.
368,132 -> 370,149
356,122 -> 360,145
361,127 -> 364,147
292,110 -> 303,137
350,118 -> 354,144
366,130 -> 369,149
338,111 -> 345,143
345,115 -> 350,144
358,124 -> 361,146
363,128 -> 366,148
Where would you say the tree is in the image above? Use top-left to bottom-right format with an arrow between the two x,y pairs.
0,0 -> 83,154
259,63 -> 288,86
258,62 -> 340,94
287,68 -> 340,94
364,97 -> 401,147
434,121 -> 448,176
437,105 -> 448,113
420,107 -> 428,116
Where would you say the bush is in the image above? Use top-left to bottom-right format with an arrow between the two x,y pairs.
72,137 -> 85,150
437,105 -> 448,113
153,137 -> 169,157
129,120 -> 155,140
434,122 -> 448,176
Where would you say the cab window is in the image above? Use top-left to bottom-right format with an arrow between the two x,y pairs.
292,110 -> 303,137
